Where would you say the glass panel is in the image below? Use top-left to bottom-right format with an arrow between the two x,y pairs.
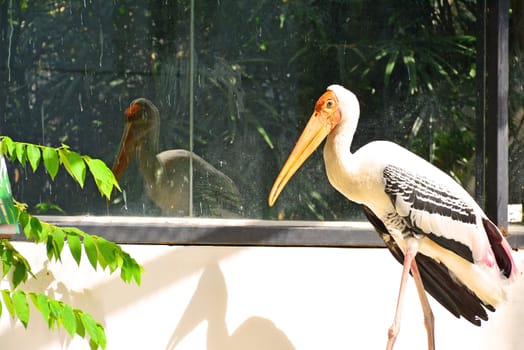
1,1 -> 480,221
509,2 -> 524,224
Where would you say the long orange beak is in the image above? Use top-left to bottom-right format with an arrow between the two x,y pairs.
268,111 -> 332,206
112,121 -> 137,181
112,103 -> 146,180
268,89 -> 340,207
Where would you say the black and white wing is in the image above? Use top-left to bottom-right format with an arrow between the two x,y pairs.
383,164 -> 477,263
382,164 -> 514,278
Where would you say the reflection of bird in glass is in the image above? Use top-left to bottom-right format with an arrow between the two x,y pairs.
112,98 -> 243,217
269,85 -> 519,350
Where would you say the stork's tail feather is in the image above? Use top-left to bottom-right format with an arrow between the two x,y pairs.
482,218 -> 519,279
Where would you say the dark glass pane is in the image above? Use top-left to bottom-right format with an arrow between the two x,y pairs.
1,1 -> 479,220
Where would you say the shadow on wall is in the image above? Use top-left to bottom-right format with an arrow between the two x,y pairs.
166,263 -> 295,350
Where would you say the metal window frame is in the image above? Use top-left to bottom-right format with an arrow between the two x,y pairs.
482,0 -> 510,228
8,216 -> 524,248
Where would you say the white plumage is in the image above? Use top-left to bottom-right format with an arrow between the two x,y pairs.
268,84 -> 519,350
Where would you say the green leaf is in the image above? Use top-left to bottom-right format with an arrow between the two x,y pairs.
2,248 -> 13,275
35,202 -> 65,214
133,260 -> 143,286
33,293 -> 50,323
255,125 -> 274,149
85,157 -> 121,199
12,262 -> 28,288
43,147 -> 59,180
60,304 -> 77,337
81,312 -> 100,344
1,136 -> 15,158
15,142 -> 27,166
27,292 -> 40,318
12,291 -> 30,328
47,299 -> 62,330
121,254 -> 143,286
75,310 -> 86,338
384,50 -> 399,87
44,234 -> 53,260
29,216 -> 43,241
26,144 -> 41,172
2,290 -> 15,318
18,210 -> 29,231
83,235 -> 98,270
402,51 -> 418,94
28,292 -> 38,310
59,149 -> 86,187
96,323 -> 107,349
96,237 -> 116,272
68,234 -> 82,265
51,228 -> 66,261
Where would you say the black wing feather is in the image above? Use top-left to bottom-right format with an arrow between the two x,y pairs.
362,205 -> 493,326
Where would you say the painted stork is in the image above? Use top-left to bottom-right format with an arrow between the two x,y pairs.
112,98 -> 243,217
268,85 -> 519,349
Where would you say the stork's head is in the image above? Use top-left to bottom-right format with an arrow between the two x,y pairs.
268,85 -> 359,206
112,98 -> 160,180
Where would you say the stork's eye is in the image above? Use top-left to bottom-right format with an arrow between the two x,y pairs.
326,100 -> 335,108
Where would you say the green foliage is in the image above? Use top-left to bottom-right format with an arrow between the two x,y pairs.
13,211 -> 143,285
0,136 -> 120,199
0,289 -> 107,349
0,137 -> 143,349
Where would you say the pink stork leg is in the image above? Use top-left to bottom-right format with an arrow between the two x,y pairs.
386,238 -> 434,350
410,257 -> 435,350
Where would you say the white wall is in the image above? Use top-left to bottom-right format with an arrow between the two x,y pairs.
1,241 -> 523,350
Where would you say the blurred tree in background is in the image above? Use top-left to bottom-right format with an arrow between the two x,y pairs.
1,0 -> 519,221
